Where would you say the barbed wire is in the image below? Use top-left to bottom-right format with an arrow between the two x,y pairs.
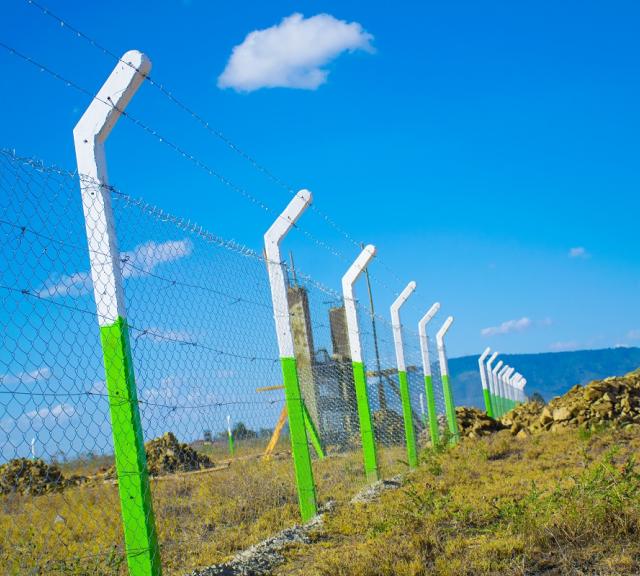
0,40 -> 350,265
19,0 -> 407,291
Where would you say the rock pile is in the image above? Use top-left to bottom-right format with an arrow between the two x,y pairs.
455,407 -> 507,439
105,432 -> 214,479
502,369 -> 640,436
0,458 -> 85,496
144,432 -> 214,476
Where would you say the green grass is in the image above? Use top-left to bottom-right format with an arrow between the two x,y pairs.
0,437 -> 408,575
275,426 -> 640,576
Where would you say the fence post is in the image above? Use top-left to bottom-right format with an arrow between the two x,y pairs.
497,364 -> 509,416
478,347 -> 494,417
390,281 -> 418,468
418,302 -> 441,447
491,360 -> 504,417
436,316 -> 458,443
73,50 -> 161,576
342,245 -> 379,483
485,352 -> 499,418
505,367 -> 515,410
264,190 -> 318,521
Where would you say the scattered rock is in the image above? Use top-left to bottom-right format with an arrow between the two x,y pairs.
0,458 -> 85,496
501,368 -> 640,435
456,407 -> 507,438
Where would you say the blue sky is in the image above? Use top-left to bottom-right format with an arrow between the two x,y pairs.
2,0 -> 640,359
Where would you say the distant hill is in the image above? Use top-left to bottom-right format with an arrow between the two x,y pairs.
449,347 -> 640,408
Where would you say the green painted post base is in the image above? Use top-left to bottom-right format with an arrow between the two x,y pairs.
100,317 -> 161,576
441,374 -> 459,444
352,361 -> 379,482
228,433 -> 235,456
423,375 -> 440,447
280,357 -> 318,521
483,388 -> 494,418
398,370 -> 418,468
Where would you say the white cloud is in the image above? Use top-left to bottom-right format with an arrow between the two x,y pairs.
0,367 -> 51,386
627,329 -> 640,341
549,340 -> 579,352
38,239 -> 192,299
218,13 -> 374,92
568,247 -> 590,259
481,317 -> 532,337
121,239 -> 193,278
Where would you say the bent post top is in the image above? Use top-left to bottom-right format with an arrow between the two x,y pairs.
485,351 -> 499,394
74,49 -> 151,326
342,244 -> 377,363
436,316 -> 454,358
390,281 -> 417,371
478,347 -> 491,389
418,302 -> 440,374
264,190 -> 312,358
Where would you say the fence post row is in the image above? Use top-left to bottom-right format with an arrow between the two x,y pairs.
418,302 -> 441,447
390,281 -> 418,468
436,316 -> 458,443
342,244 -> 380,483
264,190 -> 318,522
73,50 -> 161,576
478,347 -> 494,418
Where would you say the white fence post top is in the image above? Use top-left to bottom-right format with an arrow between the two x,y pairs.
264,190 -> 312,249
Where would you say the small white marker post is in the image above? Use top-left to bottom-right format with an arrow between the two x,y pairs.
342,245 -> 379,482
436,316 -> 458,443
264,190 -> 317,521
478,347 -> 494,417
30,437 -> 36,460
226,414 -> 234,456
419,393 -> 427,427
390,281 -> 418,468
73,50 -> 161,576
418,302 -> 441,446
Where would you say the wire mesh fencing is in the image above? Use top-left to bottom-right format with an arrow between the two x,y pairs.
1,148 -> 452,575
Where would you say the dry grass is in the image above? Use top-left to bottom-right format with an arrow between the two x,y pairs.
0,436 -> 409,575
275,425 -> 640,576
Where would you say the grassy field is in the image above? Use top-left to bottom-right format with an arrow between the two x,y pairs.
0,436 -> 408,575
275,425 -> 640,576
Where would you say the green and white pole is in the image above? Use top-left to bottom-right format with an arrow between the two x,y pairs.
264,190 -> 317,522
418,302 -> 441,447
74,51 -> 161,576
519,378 -> 528,403
504,367 -> 516,411
478,347 -> 494,418
491,360 -> 504,417
436,316 -> 459,443
497,365 -> 510,416
342,244 -> 379,483
227,415 -> 235,456
485,352 -> 499,419
390,281 -> 418,469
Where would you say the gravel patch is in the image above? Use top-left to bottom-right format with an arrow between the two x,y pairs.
187,475 -> 404,575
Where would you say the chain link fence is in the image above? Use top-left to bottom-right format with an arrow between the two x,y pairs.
1,148 -> 449,575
